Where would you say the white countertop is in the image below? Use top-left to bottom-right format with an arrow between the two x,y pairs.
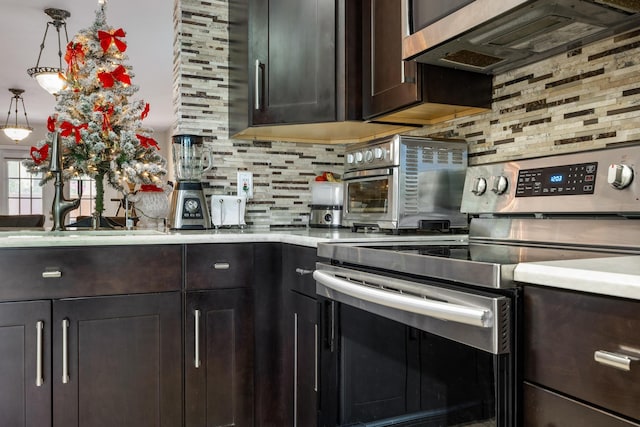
0,227 -> 467,249
514,256 -> 640,300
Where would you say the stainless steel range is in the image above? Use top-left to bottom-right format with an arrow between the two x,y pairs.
314,145 -> 640,427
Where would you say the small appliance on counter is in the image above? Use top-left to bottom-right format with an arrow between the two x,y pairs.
211,195 -> 247,228
309,181 -> 344,228
169,134 -> 213,229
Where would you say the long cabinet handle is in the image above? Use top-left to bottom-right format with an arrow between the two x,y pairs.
314,323 -> 318,392
36,321 -> 44,387
62,319 -> 69,384
293,312 -> 298,427
594,350 -> 639,372
254,59 -> 262,110
194,309 -> 201,368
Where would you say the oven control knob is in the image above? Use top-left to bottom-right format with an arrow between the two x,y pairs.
355,151 -> 364,163
607,164 -> 633,189
346,153 -> 355,165
364,150 -> 374,162
491,175 -> 509,195
471,177 -> 487,195
373,147 -> 385,160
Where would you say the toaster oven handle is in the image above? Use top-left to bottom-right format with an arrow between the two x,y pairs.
313,270 -> 492,328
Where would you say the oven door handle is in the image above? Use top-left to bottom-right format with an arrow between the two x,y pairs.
313,270 -> 493,328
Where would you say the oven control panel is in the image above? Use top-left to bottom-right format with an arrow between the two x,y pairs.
516,162 -> 597,197
461,145 -> 640,215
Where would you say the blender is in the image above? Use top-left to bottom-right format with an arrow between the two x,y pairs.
169,134 -> 213,229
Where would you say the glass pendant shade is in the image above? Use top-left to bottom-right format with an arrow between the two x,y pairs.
28,8 -> 70,96
0,89 -> 33,143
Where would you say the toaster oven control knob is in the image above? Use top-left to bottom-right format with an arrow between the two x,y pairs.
346,153 -> 355,165
471,177 -> 487,195
491,175 -> 509,195
365,150 -> 374,162
373,147 -> 385,160
607,164 -> 633,189
355,151 -> 364,163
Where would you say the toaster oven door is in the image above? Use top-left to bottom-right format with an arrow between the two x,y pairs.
343,168 -> 397,228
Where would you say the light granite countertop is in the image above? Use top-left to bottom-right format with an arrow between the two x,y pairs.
514,256 -> 640,301
0,227 -> 467,249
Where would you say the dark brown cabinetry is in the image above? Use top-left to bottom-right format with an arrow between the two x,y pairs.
0,245 -> 183,427
362,0 -> 492,125
524,286 -> 640,426
184,244 -> 255,427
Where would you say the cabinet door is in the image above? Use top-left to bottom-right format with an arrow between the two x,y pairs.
0,300 -> 51,427
52,292 -> 182,427
185,289 -> 254,427
250,0 -> 336,124
362,0 -> 419,119
292,292 -> 319,427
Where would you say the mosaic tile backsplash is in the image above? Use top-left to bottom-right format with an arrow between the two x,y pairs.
173,0 -> 640,227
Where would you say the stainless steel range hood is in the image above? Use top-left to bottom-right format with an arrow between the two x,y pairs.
403,0 -> 640,74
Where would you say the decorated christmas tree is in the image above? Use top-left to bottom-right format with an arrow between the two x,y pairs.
24,1 -> 167,218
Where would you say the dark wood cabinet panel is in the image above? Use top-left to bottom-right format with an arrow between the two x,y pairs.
292,292 -> 319,427
0,245 -> 181,301
185,243 -> 254,290
250,0 -> 337,125
524,286 -> 640,421
0,300 -> 51,427
523,382 -> 640,427
185,289 -> 254,427
282,244 -> 322,298
362,0 -> 419,119
52,292 -> 182,427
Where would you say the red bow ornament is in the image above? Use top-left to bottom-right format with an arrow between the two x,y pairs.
30,144 -> 49,165
141,103 -> 150,120
136,134 -> 160,150
47,116 -> 57,132
60,121 -> 89,144
64,42 -> 85,77
94,104 -> 115,131
98,28 -> 127,53
98,65 -> 131,88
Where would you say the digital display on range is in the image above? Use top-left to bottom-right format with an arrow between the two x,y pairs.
516,162 -> 597,197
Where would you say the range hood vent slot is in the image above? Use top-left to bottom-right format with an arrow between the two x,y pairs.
442,50 -> 504,68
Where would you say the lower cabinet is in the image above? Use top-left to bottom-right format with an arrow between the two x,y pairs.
291,291 -> 319,427
184,289 -> 254,427
0,293 -> 182,427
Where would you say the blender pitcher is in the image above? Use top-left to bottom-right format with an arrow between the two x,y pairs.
169,134 -> 213,229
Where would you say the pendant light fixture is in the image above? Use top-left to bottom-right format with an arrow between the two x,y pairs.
0,89 -> 33,143
27,8 -> 71,96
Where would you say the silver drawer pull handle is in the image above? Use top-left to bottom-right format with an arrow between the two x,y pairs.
213,263 -> 230,270
194,309 -> 201,368
62,319 -> 69,384
295,268 -> 313,276
42,271 -> 62,279
36,321 -> 43,387
594,350 -> 638,372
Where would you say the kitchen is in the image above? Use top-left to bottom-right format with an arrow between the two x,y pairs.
1,0 -> 640,426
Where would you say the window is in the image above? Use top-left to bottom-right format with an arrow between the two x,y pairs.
6,159 -> 43,215
69,176 -> 96,221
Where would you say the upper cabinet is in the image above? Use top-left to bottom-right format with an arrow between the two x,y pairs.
229,0 -> 494,144
362,0 -> 493,124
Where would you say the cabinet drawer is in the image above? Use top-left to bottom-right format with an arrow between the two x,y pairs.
524,286 -> 640,421
0,245 -> 181,301
282,244 -> 320,298
524,382 -> 640,427
185,244 -> 253,289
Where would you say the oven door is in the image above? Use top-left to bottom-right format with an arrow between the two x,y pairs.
314,263 -> 517,427
342,167 -> 397,229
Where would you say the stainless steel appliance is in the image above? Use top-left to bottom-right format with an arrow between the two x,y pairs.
169,134 -> 213,229
404,0 -> 640,74
342,135 -> 468,232
310,181 -> 344,228
315,145 -> 640,426
309,205 -> 343,228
